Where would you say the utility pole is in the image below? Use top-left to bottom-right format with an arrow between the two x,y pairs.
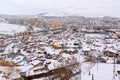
79,53 -> 82,80
92,74 -> 94,80
112,56 -> 116,80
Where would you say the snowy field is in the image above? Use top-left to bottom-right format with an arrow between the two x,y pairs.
82,63 -> 120,80
0,22 -> 27,34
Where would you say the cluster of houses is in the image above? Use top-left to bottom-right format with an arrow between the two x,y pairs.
0,25 -> 120,79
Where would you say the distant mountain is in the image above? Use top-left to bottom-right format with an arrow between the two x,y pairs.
0,14 -> 38,19
37,12 -> 80,17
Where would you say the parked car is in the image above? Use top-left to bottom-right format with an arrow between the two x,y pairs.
117,57 -> 120,64
106,58 -> 114,64
99,57 -> 108,63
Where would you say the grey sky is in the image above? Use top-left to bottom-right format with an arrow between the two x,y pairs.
0,0 -> 120,16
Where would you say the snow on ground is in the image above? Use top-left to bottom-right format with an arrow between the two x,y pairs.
0,22 -> 27,34
82,63 -> 120,80
0,66 -> 20,79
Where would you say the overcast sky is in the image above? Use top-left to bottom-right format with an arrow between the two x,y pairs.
0,0 -> 120,16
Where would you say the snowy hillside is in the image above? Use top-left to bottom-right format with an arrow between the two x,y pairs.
0,22 -> 27,34
38,12 -> 81,17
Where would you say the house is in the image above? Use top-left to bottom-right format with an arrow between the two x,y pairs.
103,48 -> 118,57
0,45 -> 5,52
82,46 -> 91,55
